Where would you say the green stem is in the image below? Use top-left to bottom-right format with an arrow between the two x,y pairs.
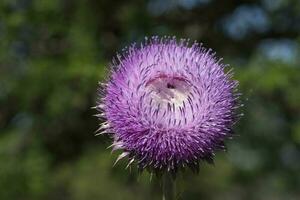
162,174 -> 176,200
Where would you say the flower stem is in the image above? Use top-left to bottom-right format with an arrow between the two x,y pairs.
162,174 -> 176,200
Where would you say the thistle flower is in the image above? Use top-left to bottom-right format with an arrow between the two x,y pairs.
96,36 -> 240,175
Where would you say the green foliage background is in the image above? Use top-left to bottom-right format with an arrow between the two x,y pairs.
0,0 -> 299,199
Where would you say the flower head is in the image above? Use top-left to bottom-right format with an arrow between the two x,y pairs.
96,36 -> 240,175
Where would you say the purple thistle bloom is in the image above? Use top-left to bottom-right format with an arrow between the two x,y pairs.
96,36 -> 240,175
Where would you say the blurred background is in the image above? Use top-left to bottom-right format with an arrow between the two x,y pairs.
0,0 -> 300,199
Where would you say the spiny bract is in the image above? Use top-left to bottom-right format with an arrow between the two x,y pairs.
96,36 -> 240,175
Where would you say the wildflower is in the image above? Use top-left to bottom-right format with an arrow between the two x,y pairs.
96,36 -> 239,175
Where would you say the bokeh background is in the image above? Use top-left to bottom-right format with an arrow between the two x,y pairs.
0,0 -> 300,199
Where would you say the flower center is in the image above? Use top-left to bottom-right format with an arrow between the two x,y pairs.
166,83 -> 175,89
143,74 -> 196,127
146,74 -> 191,107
